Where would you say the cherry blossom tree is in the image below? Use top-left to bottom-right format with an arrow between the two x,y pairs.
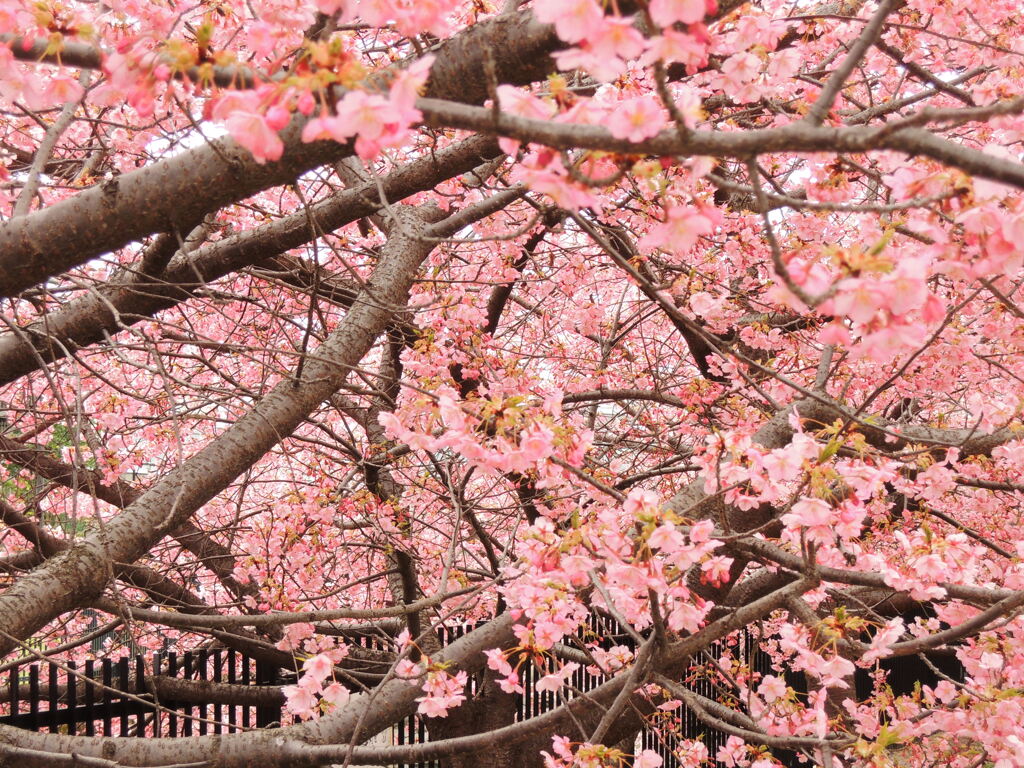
1,0 -> 1024,766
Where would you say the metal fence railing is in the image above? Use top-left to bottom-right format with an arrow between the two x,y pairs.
0,616 -> 960,767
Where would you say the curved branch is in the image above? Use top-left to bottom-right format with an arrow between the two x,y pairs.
0,134 -> 499,387
416,98 -> 1024,191
0,206 -> 445,656
0,10 -> 554,299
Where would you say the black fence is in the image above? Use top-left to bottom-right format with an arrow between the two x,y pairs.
0,648 -> 280,737
0,618 -> 962,767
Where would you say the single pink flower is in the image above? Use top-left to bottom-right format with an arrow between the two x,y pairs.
533,0 -> 605,44
224,111 -> 284,164
322,681 -> 351,708
282,684 -> 318,720
649,0 -> 707,26
607,96 -> 666,144
301,653 -> 334,684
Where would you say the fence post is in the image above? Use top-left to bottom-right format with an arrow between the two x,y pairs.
67,660 -> 77,734
255,660 -> 280,728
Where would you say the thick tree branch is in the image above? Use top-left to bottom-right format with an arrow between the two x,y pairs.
0,135 -> 499,387
0,10 -> 549,299
416,99 -> 1024,190
0,433 -> 252,602
0,206 -> 446,656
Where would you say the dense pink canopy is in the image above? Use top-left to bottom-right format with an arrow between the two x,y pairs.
1,0 -> 1024,766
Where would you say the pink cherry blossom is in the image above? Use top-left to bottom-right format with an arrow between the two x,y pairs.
321,681 -> 351,708
283,684 -> 318,720
717,736 -> 747,767
277,622 -> 315,651
533,0 -> 605,45
396,658 -> 423,680
643,30 -> 709,73
758,675 -> 787,702
607,96 -> 667,143
648,0 -> 708,26
786,498 -> 833,527
301,653 -> 334,683
536,662 -> 580,693
635,749 -> 663,768
589,17 -> 647,61
416,669 -> 468,717
648,523 -> 684,551
224,111 -> 285,164
639,205 -> 717,256
6,2 -> 1024,765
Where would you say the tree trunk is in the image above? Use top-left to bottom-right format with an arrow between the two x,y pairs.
428,673 -> 525,768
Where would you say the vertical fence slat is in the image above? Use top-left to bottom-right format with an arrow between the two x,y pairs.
118,657 -> 129,736
101,658 -> 113,737
255,660 -> 278,728
212,649 -> 222,735
417,715 -> 426,768
27,664 -> 38,732
8,665 -> 19,725
47,662 -> 58,734
83,659 -> 95,737
227,649 -> 238,731
241,653 -> 251,729
67,660 -> 77,735
149,655 -> 161,741
183,652 -> 194,737
166,652 -> 178,737
197,649 -> 208,736
406,713 -> 415,760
